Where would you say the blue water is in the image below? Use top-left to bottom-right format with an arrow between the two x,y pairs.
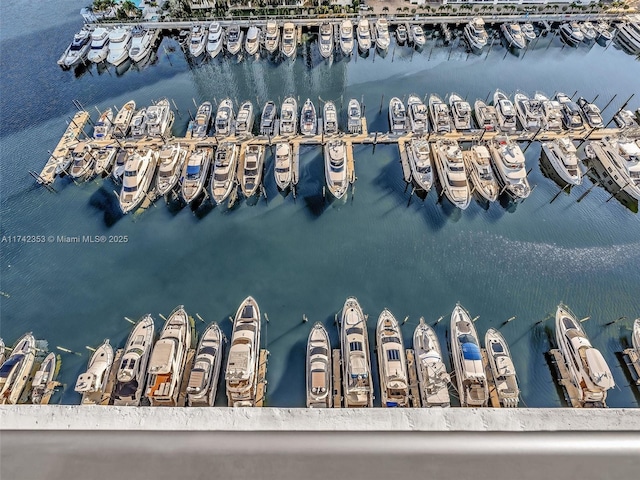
1,0 -> 639,408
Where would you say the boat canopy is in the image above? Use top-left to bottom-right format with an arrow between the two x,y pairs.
584,349 -> 615,388
460,336 -> 481,361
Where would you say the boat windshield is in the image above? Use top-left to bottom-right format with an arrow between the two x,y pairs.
0,355 -> 24,376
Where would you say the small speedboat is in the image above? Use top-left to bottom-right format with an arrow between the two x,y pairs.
241,144 -> 265,198
245,25 -> 260,56
279,97 -> 298,137
323,101 -> 338,135
235,101 -> 255,137
181,147 -> 213,204
93,108 -> 113,139
407,139 -> 433,193
113,100 -> 136,138
260,101 -> 277,136
274,142 -> 293,191
155,143 -> 187,196
300,98 -> 317,136
413,318 -> 450,408
210,142 -> 239,205
215,98 -> 235,137
347,98 -> 362,134
463,144 -> 499,203
306,322 -> 332,408
376,309 -> 409,408
485,328 -> 520,408
0,333 -> 36,405
449,93 -> 472,131
119,148 -> 159,214
75,339 -> 114,405
31,352 -> 58,405
192,102 -> 212,138
324,140 -> 349,200
187,323 -> 224,407
433,139 -> 471,209
389,97 -> 408,135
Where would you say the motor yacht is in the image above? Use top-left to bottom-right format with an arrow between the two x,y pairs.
556,92 -> 584,130
407,139 -> 433,193
463,144 -> 499,202
614,137 -> 640,190
31,352 -> 57,405
396,24 -> 408,45
375,18 -> 391,51
146,306 -> 192,406
129,25 -> 155,63
521,22 -> 536,41
323,101 -> 338,135
68,143 -> 95,180
300,98 -> 317,136
119,148 -> 159,214
280,97 -> 298,137
306,323 -> 332,408
59,28 -> 91,68
155,143 -> 187,196
93,145 -> 117,177
260,101 -> 277,136
613,109 -> 638,129
113,100 -> 136,138
376,309 -> 409,408
210,143 -> 239,205
107,26 -> 132,66
75,339 -> 114,405
113,315 -> 155,406
340,20 -> 354,56
493,90 -> 517,133
146,99 -> 174,138
580,22 -> 598,42
555,304 -> 615,407
464,17 -> 489,52
411,25 -> 426,49
559,22 -> 584,47
0,333 -> 36,405
357,19 -> 372,52
615,19 -> 640,55
111,148 -> 130,182
489,137 -> 531,200
181,147 -> 212,204
485,328 -> 520,408
93,108 -> 113,139
633,318 -> 640,353
449,93 -> 472,131
577,97 -> 604,128
207,21 -> 223,58
474,100 -> 498,132
534,92 -> 563,132
87,27 -> 110,63
347,98 -> 362,134
215,98 -> 235,137
450,304 -> 489,407
595,22 -> 614,44
318,23 -> 333,59
235,101 -> 255,137
187,322 -> 223,407
0,339 -> 4,366
241,144 -> 265,197
281,22 -> 296,59
324,140 -> 349,200
264,20 -> 280,55
501,23 -> 526,50
189,24 -> 207,58
429,94 -> 453,134
433,139 -> 471,209
540,138 -> 582,188
130,107 -> 147,139
513,92 -> 544,131
407,95 -> 429,134
274,142 -> 293,191
340,297 -> 373,408
245,25 -> 260,56
389,97 -> 408,134
413,319 -> 450,408
226,24 -> 243,56
192,102 -> 212,138
225,296 -> 262,407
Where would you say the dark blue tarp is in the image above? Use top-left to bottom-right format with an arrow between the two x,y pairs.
461,342 -> 481,361
186,165 -> 200,175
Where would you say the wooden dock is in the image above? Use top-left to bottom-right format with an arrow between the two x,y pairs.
397,138 -> 412,184
405,349 -> 421,408
291,142 -> 300,186
548,349 -> 581,408
332,349 -> 342,408
255,349 -> 268,407
345,141 -> 356,184
177,348 -> 197,407
622,348 -> 640,386
481,348 -> 501,408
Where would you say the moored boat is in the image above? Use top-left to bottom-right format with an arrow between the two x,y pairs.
540,138 -> 582,188
31,352 -> 58,405
340,20 -> 354,56
245,25 -> 260,56
155,143 -> 187,196
407,139 -> 433,193
389,97 -> 408,135
324,140 -> 349,200
449,93 -> 472,131
279,97 -> 298,137
210,142 -> 238,205
464,17 -> 488,52
429,94 -> 453,134
323,101 -> 338,135
488,136 -> 531,200
75,339 -> 114,405
281,22 -> 296,59
113,100 -> 136,138
474,99 -> 498,132
0,333 -> 36,405
206,21 -> 223,58
181,147 -> 213,204
189,24 -> 207,58
87,27 -> 110,63
433,139 -> 471,209
357,19 -> 372,52
146,99 -> 174,138
192,101 -> 212,138
274,142 -> 292,191
411,25 -> 426,49
93,108 -> 114,139
226,24 -> 243,56
130,108 -> 148,139
187,322 -> 223,407
556,92 -> 584,130
535,92 -> 563,132
501,23 -> 526,50
376,309 -> 409,407
215,98 -> 235,137
129,25 -> 155,63
318,23 -> 333,59
493,90 -> 517,133
93,145 -> 117,177
577,97 -> 604,128
300,98 -> 317,136
485,328 -> 520,408
241,144 -> 265,197
340,297 -> 373,408
375,18 -> 390,51
413,318 -> 450,408
462,144 -> 499,202
396,24 -> 408,45
633,318 -> 640,353
347,98 -> 362,134
260,101 -> 277,136
59,28 -> 91,68
559,22 -> 585,47
107,26 -> 132,66
68,142 -> 95,180
264,20 -> 280,55
235,101 -> 255,137
306,322 -> 332,408
119,148 -> 159,214
407,94 -> 429,134
111,148 -> 130,182
513,92 -> 544,131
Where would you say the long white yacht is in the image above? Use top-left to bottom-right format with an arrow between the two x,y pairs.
260,101 -> 277,136
559,22 -> 585,47
494,90 -> 517,133
389,97 -> 408,135
450,304 -> 489,407
189,24 -> 207,58
226,24 -> 243,56
215,98 -> 235,137
225,296 -> 262,407
206,22 -> 223,58
340,297 -> 373,408
155,143 -> 187,196
0,333 -> 36,405
556,92 -> 584,130
107,26 -> 132,66
187,322 -> 223,407
75,339 -> 114,405
274,142 -> 293,191
279,97 -> 298,137
474,99 -> 498,132
235,101 -> 255,137
59,28 -> 91,68
462,144 -> 499,203
413,319 -> 450,408
485,328 -> 520,408
376,309 -> 409,408
489,137 -> 531,200
241,144 -> 265,197
210,142 -> 239,205
129,26 -> 155,63
318,23 -> 333,59
449,93 -> 472,131
146,99 -> 174,138
306,322 -> 332,408
429,94 -> 453,134
192,101 -> 212,138
264,20 -> 280,55
31,352 -> 57,405
577,97 -> 604,128
411,25 -> 426,49
540,138 -> 583,188
513,92 -> 544,131
464,17 -> 488,52
375,18 -> 391,51
245,25 -> 260,56
119,148 -> 159,214
501,23 -> 526,50
407,139 -> 433,193
555,304 -> 615,407
281,22 -> 297,59
146,306 -> 192,407
433,139 -> 471,209
181,147 -> 212,204
113,315 -> 155,406
323,101 -> 338,135
324,140 -> 349,200
93,108 -> 113,139
347,98 -> 362,134
534,92 -> 563,132
339,20 -> 354,56
300,98 -> 317,136
407,95 -> 429,135
87,27 -> 110,63
113,100 -> 136,138
357,19 -> 372,52
615,19 -> 640,55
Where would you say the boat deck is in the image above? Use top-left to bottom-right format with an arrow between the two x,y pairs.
332,349 -> 341,408
547,349 -> 581,408
622,348 -> 640,386
481,348 -> 502,408
404,349 -> 421,408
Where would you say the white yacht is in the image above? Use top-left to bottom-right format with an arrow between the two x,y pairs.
146,306 -> 192,407
340,297 -> 373,408
323,101 -> 338,135
75,339 -> 114,405
357,19 -> 372,52
318,23 -> 333,59
281,22 -> 297,59
181,147 -> 212,204
556,92 -> 584,130
274,142 -> 293,191
376,309 -> 409,408
107,27 -> 132,66
429,94 -> 453,134
0,339 -> 4,366
187,323 -> 223,407
215,98 -> 235,137
306,322 -> 332,408
113,100 -> 136,138
493,90 -> 517,133
474,99 -> 498,132
413,320 -> 450,408
264,20 -> 280,55
614,138 -> 640,190
245,25 -> 260,56
396,24 -> 408,45
595,22 -> 614,43
59,28 -> 91,68
119,148 -> 159,214
450,304 -> 489,407
464,17 -> 489,52
300,98 -> 317,136
407,95 -> 429,135
388,97 -> 408,135
279,97 -> 298,137
324,140 -> 349,200
93,146 -> 117,177
433,139 -> 471,209
513,92 -> 544,131
347,98 -> 362,134
615,19 -> 640,55
375,18 -> 391,51
189,24 -> 207,58
407,139 -> 433,193
206,22 -> 223,58
521,22 -> 536,42
0,333 -> 36,405
112,315 -> 155,406
260,101 -> 277,136
93,108 -> 113,139
210,142 -> 239,205
68,143 -> 95,180
411,25 -> 426,49
155,143 -> 187,196
534,92 -> 563,132
577,97 -> 604,128
241,144 -> 265,197
489,137 -> 531,200
613,109 -> 638,129
540,138 -> 583,188
633,318 -> 640,352
559,22 -> 585,47
225,296 -> 262,407
485,328 -> 519,408
130,108 -> 147,139
192,101 -> 212,138
31,352 -> 57,405
449,93 -> 472,131
235,101 -> 255,137
340,20 -> 354,56
555,304 -> 615,408
129,26 -> 155,63
146,99 -> 174,138
226,24 -> 243,56
580,21 -> 598,42
111,148 -> 129,181
501,23 -> 526,50
87,27 -> 110,63
463,144 -> 499,203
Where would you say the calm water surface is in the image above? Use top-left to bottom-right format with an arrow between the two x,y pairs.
1,1 -> 639,407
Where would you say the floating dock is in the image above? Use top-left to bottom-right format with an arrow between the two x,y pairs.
547,349 -> 581,408
404,349 -> 421,408
622,348 -> 640,386
481,348 -> 502,408
255,349 -> 269,407
177,349 -> 197,407
332,349 -> 341,408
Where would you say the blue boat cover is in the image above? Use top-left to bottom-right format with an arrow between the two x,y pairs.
461,342 -> 481,361
186,165 -> 200,175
